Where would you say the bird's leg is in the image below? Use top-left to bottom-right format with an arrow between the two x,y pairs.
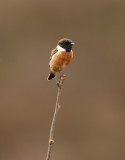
58,72 -> 66,88
60,72 -> 66,79
55,72 -> 66,89
55,74 -> 61,88
59,72 -> 62,81
59,72 -> 66,87
55,74 -> 58,85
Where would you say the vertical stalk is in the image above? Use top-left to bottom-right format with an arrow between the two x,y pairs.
46,75 -> 65,160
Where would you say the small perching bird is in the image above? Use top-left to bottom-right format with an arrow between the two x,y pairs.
47,38 -> 75,80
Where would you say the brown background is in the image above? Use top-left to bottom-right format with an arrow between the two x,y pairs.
0,0 -> 125,160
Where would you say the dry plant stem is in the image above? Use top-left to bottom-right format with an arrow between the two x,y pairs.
46,75 -> 65,160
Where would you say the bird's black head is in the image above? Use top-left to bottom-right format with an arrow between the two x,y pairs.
58,38 -> 75,52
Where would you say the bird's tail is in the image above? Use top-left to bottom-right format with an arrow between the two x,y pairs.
47,72 -> 55,80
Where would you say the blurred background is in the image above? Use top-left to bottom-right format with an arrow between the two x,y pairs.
0,0 -> 125,160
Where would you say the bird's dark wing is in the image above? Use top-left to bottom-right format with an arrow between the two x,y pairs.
50,48 -> 58,59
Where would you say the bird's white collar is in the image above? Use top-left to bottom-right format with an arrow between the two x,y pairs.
57,45 -> 66,51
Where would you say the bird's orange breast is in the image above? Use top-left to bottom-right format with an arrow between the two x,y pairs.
49,50 -> 73,73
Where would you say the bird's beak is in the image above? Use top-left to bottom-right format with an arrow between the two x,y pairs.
71,42 -> 75,45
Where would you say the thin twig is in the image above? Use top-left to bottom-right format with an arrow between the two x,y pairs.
46,74 -> 66,160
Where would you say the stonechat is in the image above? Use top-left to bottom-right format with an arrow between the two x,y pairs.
47,38 -> 75,80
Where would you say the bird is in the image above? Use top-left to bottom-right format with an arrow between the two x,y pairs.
47,38 -> 75,81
